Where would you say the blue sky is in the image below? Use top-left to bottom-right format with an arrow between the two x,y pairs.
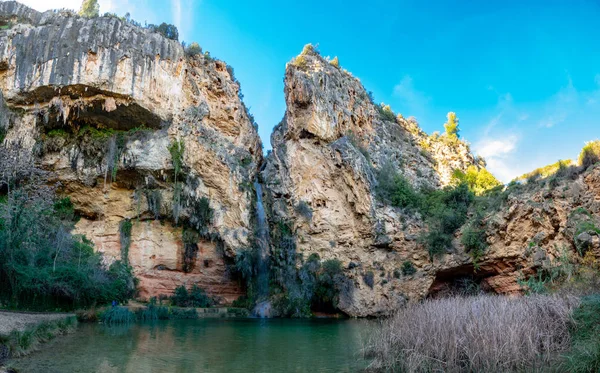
23,0 -> 600,181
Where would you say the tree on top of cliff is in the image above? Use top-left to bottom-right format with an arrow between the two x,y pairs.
148,23 -> 179,41
79,0 -> 100,18
444,112 -> 460,138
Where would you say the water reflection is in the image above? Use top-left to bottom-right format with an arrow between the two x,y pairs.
12,319 -> 373,373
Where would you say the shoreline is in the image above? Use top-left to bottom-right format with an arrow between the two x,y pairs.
0,311 -> 77,370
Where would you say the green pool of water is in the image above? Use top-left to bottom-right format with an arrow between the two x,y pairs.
11,318 -> 374,372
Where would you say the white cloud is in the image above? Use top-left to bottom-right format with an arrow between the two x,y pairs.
392,75 -> 430,117
473,135 -> 522,182
474,136 -> 517,159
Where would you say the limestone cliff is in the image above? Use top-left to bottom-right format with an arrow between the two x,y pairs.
0,2 -> 261,303
262,47 -> 600,317
262,48 -> 478,316
2,2 -> 597,317
466,167 -> 600,295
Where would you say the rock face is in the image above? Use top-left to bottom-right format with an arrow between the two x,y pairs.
0,2 -> 261,303
471,167 -> 600,295
262,48 -> 600,316
262,49 -> 477,316
2,3 -> 598,317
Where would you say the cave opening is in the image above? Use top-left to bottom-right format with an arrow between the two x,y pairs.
427,263 -> 497,298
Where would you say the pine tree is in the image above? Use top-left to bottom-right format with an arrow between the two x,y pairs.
444,112 -> 460,138
79,0 -> 100,18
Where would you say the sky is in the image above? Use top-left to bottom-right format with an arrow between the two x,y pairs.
17,0 -> 600,182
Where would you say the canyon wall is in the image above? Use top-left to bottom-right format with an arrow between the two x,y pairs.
262,48 -> 600,316
262,49 -> 478,316
1,2 -> 598,316
0,1 -> 261,303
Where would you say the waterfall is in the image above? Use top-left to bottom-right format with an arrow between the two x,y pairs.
253,181 -> 271,317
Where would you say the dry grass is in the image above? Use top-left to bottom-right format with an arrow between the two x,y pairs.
365,294 -> 580,373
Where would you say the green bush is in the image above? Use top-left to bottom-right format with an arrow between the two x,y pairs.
0,173 -> 136,310
422,231 -> 452,259
376,162 -> 422,210
168,140 -> 185,181
185,42 -> 202,57
401,261 -> 416,276
119,219 -> 132,264
136,297 -> 170,321
561,295 -> 600,372
574,221 -> 600,256
578,140 -> 600,170
461,219 -> 488,267
170,285 -> 215,308
300,43 -> 315,55
312,259 -> 343,311
79,0 -> 99,18
189,197 -> 213,231
329,56 -> 340,68
516,159 -> 573,182
101,306 -> 135,325
144,189 -> 162,220
54,197 -> 76,221
291,55 -> 307,68
452,166 -> 502,196
148,22 -> 179,41
378,103 -> 396,122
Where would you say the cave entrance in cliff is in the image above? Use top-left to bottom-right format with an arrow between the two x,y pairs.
28,85 -> 164,134
427,264 -> 497,298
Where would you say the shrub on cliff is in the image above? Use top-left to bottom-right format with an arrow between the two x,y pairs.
329,56 -> 340,68
378,103 -> 396,122
420,183 -> 474,260
185,42 -> 202,57
461,217 -> 488,267
0,148 -> 135,310
401,261 -> 416,276
452,166 -> 502,196
579,140 -> 600,170
79,0 -> 99,18
148,22 -> 179,41
376,161 -> 422,210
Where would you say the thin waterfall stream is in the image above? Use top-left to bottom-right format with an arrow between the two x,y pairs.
253,181 -> 271,317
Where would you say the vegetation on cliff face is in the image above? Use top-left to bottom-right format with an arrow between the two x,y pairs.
233,222 -> 350,317
0,148 -> 135,310
579,139 -> 600,169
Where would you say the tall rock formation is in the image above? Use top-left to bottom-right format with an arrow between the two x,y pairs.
2,3 -> 597,317
262,47 -> 478,316
0,2 -> 262,303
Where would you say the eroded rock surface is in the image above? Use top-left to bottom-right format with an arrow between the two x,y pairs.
262,50 -> 477,316
2,2 -> 598,316
0,2 -> 260,303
